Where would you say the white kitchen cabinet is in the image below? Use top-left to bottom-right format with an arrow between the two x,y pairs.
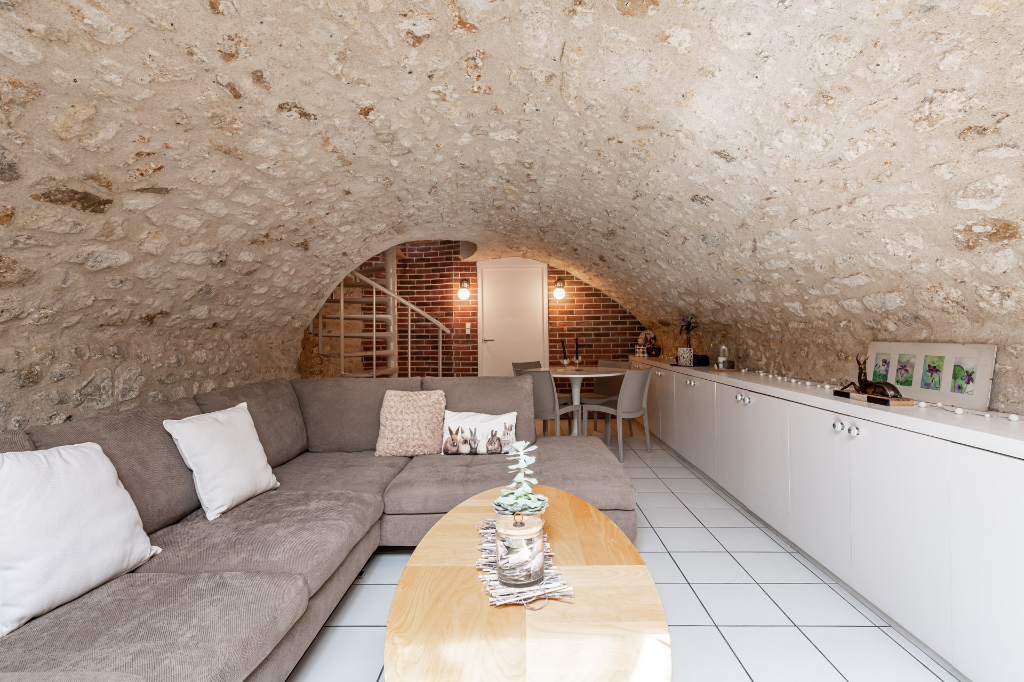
849,420 -> 952,660
646,366 -> 661,440
653,369 -> 675,451
742,390 -> 790,535
787,402 -> 853,582
713,387 -> 789,532
715,387 -> 749,502
674,375 -> 717,478
948,444 -> 1024,682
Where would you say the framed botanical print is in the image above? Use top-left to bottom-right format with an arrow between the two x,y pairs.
864,342 -> 997,411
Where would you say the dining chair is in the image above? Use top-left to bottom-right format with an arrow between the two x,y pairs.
514,368 -> 581,437
580,360 -> 630,433
512,361 -> 571,406
581,367 -> 653,462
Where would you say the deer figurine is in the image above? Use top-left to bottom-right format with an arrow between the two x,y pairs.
840,354 -> 903,398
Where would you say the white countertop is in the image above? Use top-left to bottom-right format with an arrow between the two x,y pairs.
636,356 -> 1024,461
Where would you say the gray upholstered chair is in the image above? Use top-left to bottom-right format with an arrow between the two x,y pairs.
514,368 -> 581,437
581,367 -> 653,462
580,360 -> 630,433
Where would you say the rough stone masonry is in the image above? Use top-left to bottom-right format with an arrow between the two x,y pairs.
1,0 -> 1023,426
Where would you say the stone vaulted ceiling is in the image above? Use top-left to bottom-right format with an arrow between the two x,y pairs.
1,0 -> 1023,426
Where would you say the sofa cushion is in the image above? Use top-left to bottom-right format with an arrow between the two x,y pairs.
383,436 -> 634,515
291,377 -> 422,452
0,443 -> 160,637
273,451 -> 410,497
0,430 -> 33,453
193,379 -> 307,467
422,376 -> 536,443
27,399 -> 201,535
0,572 -> 307,682
136,490 -> 383,595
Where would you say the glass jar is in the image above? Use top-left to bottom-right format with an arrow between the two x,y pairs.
494,512 -> 545,588
715,336 -> 737,370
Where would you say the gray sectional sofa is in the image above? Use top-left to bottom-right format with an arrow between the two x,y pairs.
0,375 -> 636,682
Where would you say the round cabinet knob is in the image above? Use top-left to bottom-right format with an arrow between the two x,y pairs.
833,420 -> 846,432
742,396 -> 751,404
848,426 -> 861,437
735,394 -> 743,401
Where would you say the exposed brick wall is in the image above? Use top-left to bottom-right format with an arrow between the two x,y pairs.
547,268 -> 647,392
299,242 -> 645,380
396,241 -> 477,378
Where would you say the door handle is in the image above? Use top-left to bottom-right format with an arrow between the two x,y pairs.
482,339 -> 495,342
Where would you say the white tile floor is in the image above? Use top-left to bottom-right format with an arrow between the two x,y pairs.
288,420 -> 960,682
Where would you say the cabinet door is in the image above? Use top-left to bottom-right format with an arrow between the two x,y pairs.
647,370 -> 661,439
715,388 -> 747,501
948,444 -> 1024,682
658,371 -> 676,451
688,378 -> 717,478
788,403 -> 852,582
674,374 -> 714,474
850,421 -> 952,660
743,392 -> 790,535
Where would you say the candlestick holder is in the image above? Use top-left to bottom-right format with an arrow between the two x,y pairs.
572,355 -> 582,372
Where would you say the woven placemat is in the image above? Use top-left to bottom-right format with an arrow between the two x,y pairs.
476,518 -> 574,608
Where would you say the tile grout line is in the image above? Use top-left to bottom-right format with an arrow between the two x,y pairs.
651,443 -> 854,682
638,443 -> 758,682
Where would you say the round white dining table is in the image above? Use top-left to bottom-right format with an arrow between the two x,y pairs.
527,367 -> 628,435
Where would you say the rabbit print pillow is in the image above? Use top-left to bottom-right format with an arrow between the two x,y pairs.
441,411 -> 518,455
375,389 -> 447,457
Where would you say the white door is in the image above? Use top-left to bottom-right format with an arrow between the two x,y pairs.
788,402 -> 853,581
477,258 -> 549,377
849,421 -> 952,660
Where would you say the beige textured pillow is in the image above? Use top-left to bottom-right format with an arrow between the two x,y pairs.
376,389 -> 446,457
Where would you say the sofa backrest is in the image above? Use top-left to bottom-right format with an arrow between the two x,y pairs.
291,377 -> 423,452
27,398 -> 202,535
0,430 -> 34,453
193,378 -> 307,468
422,375 -> 536,443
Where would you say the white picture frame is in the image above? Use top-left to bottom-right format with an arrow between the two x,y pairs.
863,342 -> 997,411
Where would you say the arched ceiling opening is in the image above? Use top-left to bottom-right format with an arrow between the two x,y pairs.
1,0 -> 1023,426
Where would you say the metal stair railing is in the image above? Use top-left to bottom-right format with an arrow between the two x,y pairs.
309,270 -> 450,376
350,271 -> 452,377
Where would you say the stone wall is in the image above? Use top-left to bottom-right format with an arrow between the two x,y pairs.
2,1 -> 1024,426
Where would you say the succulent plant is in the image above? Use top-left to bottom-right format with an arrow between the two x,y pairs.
492,440 -> 548,514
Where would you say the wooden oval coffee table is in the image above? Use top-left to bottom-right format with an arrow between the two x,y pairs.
384,485 -> 671,681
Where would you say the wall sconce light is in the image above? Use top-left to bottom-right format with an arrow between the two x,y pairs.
457,278 -> 471,300
552,279 -> 566,300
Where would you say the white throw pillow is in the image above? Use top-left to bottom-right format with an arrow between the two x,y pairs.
0,442 -> 160,637
442,410 -> 517,455
163,402 -> 279,521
